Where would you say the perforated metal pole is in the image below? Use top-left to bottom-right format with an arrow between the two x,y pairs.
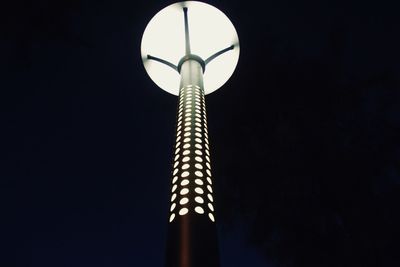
165,59 -> 220,267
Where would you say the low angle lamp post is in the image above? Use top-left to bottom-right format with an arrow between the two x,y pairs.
141,1 -> 240,267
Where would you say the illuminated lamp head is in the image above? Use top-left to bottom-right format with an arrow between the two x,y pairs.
141,1 -> 240,95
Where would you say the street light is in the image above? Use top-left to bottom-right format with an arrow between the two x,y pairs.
141,2 -> 239,267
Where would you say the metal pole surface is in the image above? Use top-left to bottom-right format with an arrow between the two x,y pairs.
165,60 -> 220,267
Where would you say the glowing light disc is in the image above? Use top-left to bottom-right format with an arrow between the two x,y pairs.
141,1 -> 240,95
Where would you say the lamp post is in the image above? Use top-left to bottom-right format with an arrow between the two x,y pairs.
141,2 -> 239,267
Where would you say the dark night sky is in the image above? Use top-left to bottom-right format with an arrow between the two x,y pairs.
2,0 -> 400,266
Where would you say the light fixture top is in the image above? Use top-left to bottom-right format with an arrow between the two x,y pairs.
141,1 -> 240,96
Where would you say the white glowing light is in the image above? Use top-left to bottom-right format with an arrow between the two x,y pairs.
179,208 -> 189,215
182,163 -> 190,170
171,193 -> 177,202
195,206 -> 205,214
181,179 -> 189,186
195,144 -> 202,150
195,187 -> 204,194
169,213 -> 175,222
195,163 -> 203,169
141,1 -> 240,95
195,179 -> 204,185
172,184 -> 177,192
180,188 -> 189,195
195,196 -> 204,203
208,203 -> 214,211
207,185 -> 213,193
180,197 -> 189,205
208,213 -> 215,222
170,203 -> 176,212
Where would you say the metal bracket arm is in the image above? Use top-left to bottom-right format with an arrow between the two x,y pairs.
147,54 -> 178,72
205,45 -> 235,65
